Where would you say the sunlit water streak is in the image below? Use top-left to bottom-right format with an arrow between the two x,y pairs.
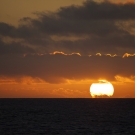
0,98 -> 135,134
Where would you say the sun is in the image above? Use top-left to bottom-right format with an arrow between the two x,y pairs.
90,80 -> 114,98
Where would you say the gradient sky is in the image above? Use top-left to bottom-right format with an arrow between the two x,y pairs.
0,0 -> 135,98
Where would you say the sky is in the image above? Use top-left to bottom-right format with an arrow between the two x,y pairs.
0,0 -> 135,98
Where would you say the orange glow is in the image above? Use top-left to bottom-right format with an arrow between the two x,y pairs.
90,80 -> 114,98
50,51 -> 81,56
96,53 -> 102,56
105,54 -> 117,57
122,53 -> 135,58
1,76 -> 135,98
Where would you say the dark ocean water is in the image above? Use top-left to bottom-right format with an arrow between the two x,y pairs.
0,99 -> 135,135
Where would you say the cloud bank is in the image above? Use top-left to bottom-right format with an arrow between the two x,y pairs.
0,53 -> 135,83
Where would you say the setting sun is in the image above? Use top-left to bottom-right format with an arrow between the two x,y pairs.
90,80 -> 114,98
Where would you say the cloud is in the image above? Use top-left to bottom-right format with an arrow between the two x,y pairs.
0,53 -> 135,83
115,75 -> 135,83
0,38 -> 35,54
58,0 -> 135,20
122,53 -> 135,58
0,22 -> 16,37
0,0 -> 135,55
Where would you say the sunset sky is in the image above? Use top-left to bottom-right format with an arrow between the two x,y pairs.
0,0 -> 135,98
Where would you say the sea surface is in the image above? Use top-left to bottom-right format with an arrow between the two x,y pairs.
0,98 -> 135,135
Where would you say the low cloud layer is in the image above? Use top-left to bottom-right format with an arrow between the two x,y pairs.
0,53 -> 135,83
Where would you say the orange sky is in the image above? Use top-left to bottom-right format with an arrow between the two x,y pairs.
0,54 -> 135,98
0,76 -> 135,98
0,0 -> 135,98
0,0 -> 84,26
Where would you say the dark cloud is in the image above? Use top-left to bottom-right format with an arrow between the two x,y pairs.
0,38 -> 35,54
0,22 -> 16,37
0,0 -> 135,55
0,54 -> 135,83
58,0 -> 135,20
0,20 -> 41,39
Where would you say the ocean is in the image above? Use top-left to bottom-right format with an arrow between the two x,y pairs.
0,98 -> 135,134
